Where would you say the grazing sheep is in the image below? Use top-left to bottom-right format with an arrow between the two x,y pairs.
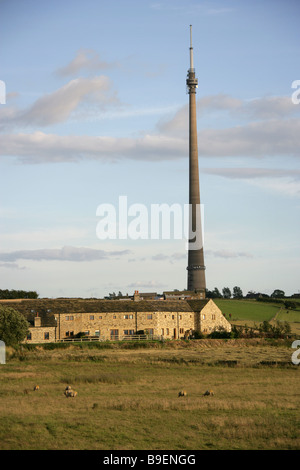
203,390 -> 214,396
65,389 -> 77,398
178,390 -> 187,397
33,385 -> 39,391
65,385 -> 72,391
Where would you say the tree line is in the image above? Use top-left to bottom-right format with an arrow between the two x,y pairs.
0,289 -> 39,299
205,287 -> 289,300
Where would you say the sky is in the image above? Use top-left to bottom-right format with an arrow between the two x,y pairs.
0,0 -> 299,299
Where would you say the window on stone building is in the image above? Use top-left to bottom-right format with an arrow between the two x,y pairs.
90,315 -> 94,320
161,328 -> 164,335
180,328 -> 184,334
147,314 -> 152,320
113,315 -> 116,319
84,331 -> 89,336
212,314 -> 216,320
44,332 -> 49,340
166,328 -> 169,335
95,330 -> 100,337
123,330 -> 134,335
179,315 -> 182,320
124,314 -> 133,319
148,329 -> 154,336
99,315 -> 102,319
172,315 -> 175,319
66,316 -> 69,321
70,316 -> 74,321
202,314 -> 206,320
27,332 -> 32,340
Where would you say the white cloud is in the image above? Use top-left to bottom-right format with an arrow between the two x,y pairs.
1,91 -> 300,164
0,131 -> 186,163
240,96 -> 300,120
202,168 -> 300,180
0,76 -> 119,129
206,250 -> 253,259
56,49 -> 117,77
159,94 -> 300,137
0,246 -> 132,262
127,280 -> 166,288
0,262 -> 26,270
203,168 -> 300,198
197,118 -> 300,158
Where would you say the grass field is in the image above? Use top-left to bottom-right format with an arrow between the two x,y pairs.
214,299 -> 281,321
0,339 -> 299,450
213,299 -> 300,334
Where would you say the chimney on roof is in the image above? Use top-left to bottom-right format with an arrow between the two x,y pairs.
133,290 -> 140,301
34,314 -> 41,328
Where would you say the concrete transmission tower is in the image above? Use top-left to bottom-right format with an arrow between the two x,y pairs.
186,25 -> 206,294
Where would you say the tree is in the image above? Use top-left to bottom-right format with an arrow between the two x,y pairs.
233,286 -> 243,299
212,287 -> 222,298
206,288 -> 223,298
222,287 -> 231,299
0,306 -> 29,346
271,289 -> 285,299
0,289 -> 38,299
284,300 -> 297,310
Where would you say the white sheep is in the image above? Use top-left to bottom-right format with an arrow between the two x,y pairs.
65,389 -> 77,398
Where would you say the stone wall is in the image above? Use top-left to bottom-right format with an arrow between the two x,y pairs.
196,299 -> 231,333
26,326 -> 56,343
58,310 -> 196,340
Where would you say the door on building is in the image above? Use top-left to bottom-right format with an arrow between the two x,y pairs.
173,328 -> 177,339
110,329 -> 119,340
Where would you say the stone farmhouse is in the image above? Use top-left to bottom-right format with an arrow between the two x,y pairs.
0,295 -> 231,344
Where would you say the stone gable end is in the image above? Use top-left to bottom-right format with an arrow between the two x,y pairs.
199,299 -> 231,334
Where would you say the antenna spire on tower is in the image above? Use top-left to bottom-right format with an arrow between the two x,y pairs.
189,24 -> 194,70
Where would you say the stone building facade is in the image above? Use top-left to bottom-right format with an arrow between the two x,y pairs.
26,315 -> 57,343
0,297 -> 231,343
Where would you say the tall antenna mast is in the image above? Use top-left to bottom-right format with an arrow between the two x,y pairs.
189,24 -> 194,70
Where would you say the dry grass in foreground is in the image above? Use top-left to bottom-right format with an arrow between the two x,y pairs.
0,339 -> 299,450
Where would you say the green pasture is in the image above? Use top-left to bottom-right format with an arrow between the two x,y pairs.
214,299 -> 280,322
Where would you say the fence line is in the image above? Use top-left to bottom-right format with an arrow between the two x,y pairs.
56,334 -> 162,343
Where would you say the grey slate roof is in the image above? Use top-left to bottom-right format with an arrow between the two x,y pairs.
0,298 -> 211,326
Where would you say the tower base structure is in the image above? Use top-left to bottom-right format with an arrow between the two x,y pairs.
187,265 -> 206,298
